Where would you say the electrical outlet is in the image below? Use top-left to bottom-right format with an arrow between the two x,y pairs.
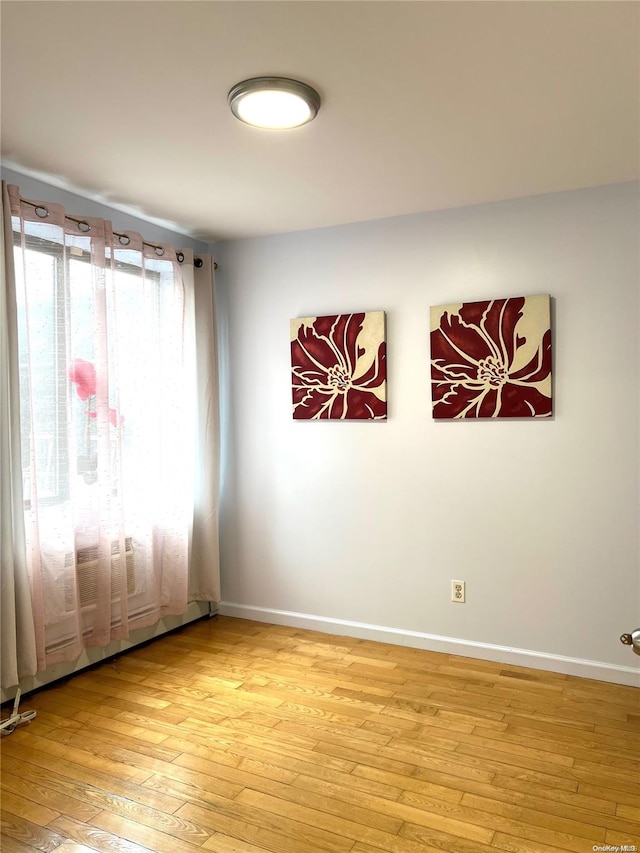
451,580 -> 465,603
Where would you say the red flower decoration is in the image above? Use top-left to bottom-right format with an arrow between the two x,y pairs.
68,358 -> 96,400
291,312 -> 387,420
70,358 -> 124,427
430,295 -> 552,419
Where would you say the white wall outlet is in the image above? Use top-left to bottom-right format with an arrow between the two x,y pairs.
451,580 -> 465,603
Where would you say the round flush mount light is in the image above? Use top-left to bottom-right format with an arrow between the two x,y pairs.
227,77 -> 321,129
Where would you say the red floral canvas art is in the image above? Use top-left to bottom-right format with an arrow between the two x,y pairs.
291,311 -> 387,420
430,295 -> 552,419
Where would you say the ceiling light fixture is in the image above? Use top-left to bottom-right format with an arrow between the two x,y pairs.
228,77 -> 321,130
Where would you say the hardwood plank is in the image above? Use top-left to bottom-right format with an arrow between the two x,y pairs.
0,771 -> 101,823
578,781 -> 640,810
452,741 -> 577,780
164,737 -> 298,784
87,810 -> 212,852
0,752 -> 185,816
74,705 -> 182,740
236,680 -> 385,721
291,770 -> 417,808
0,791 -> 60,826
472,722 -> 640,767
1,731 -> 152,785
51,692 -> 189,729
393,728 -> 575,767
47,778 -> 208,847
436,773 -> 617,821
489,832 -> 585,853
396,787 -> 603,847
313,738 -> 418,776
55,842 -> 104,853
617,803 -> 640,822
235,786 -> 494,845
605,828 -> 640,847
42,729 -> 186,779
172,733 -> 358,777
0,813 -> 67,852
353,839 -> 495,853
203,835 -> 275,853
0,834 -> 52,853
142,759 -> 283,803
509,696 -> 631,724
457,791 -> 606,841
178,800 -> 354,853
499,709 -> 595,732
402,818 -> 592,853
355,760 -> 616,824
350,762 -> 471,803
14,706 -> 83,732
48,815 -> 156,853
47,723 -> 182,765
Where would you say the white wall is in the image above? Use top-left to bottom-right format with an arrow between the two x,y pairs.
214,183 -> 640,685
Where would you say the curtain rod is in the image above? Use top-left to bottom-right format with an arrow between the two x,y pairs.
18,196 -> 217,270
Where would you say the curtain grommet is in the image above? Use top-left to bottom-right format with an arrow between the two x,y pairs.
77,221 -> 91,233
34,205 -> 49,218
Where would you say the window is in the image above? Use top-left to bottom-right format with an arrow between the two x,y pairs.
11,196 -> 194,661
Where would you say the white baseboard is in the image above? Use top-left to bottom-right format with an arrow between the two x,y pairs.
218,602 -> 640,687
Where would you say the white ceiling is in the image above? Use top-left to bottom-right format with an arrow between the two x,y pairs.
1,1 -> 638,242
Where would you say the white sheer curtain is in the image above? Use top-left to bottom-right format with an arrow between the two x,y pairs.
1,183 -> 219,686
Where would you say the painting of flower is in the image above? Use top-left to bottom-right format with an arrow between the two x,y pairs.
291,311 -> 386,420
430,295 -> 552,419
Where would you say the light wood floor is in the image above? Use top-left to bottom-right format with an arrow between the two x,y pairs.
1,616 -> 639,853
